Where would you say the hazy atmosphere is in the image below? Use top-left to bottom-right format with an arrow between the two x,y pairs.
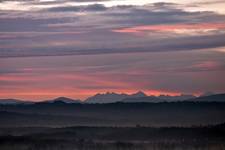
1,1 -> 225,150
0,0 -> 225,100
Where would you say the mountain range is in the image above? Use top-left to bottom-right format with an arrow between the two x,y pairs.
0,99 -> 33,105
85,91 -> 147,103
0,92 -> 224,105
41,97 -> 81,104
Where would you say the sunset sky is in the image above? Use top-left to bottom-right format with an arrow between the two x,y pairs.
0,0 -> 225,101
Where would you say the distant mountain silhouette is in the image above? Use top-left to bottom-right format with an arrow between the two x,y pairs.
122,94 -> 196,103
192,93 -> 225,102
158,94 -> 196,101
85,91 -> 147,103
0,97 -> 81,105
0,99 -> 33,105
122,96 -> 161,103
200,91 -> 215,97
121,93 -> 225,103
44,97 -> 81,104
131,91 -> 147,97
1,93 -> 224,104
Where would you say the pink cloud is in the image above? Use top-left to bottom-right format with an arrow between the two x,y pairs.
193,61 -> 221,70
113,23 -> 225,34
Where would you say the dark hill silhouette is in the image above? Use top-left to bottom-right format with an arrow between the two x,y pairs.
0,97 -> 81,105
44,97 -> 81,104
158,94 -> 196,101
121,93 -> 225,103
191,93 -> 225,102
1,101 -> 225,127
0,111 -> 111,127
0,99 -> 33,105
122,96 -> 161,103
121,95 -> 196,103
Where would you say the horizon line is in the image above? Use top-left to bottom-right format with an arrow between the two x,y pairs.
0,91 -> 220,102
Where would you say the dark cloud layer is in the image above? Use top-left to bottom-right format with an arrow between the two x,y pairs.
0,2 -> 225,58
1,33 -> 225,58
47,4 -> 107,12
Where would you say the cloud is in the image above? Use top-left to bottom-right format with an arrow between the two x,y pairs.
1,50 -> 224,99
47,4 -> 107,12
0,0 -> 110,2
112,23 -> 225,34
1,32 -> 225,58
194,0 -> 225,5
1,1 -> 225,100
0,2 -> 225,58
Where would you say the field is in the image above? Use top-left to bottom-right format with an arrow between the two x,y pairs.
0,124 -> 225,150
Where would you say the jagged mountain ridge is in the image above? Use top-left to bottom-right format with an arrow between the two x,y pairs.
85,91 -> 147,103
1,92 -> 225,104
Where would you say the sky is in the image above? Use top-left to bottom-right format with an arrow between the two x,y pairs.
0,0 -> 225,101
